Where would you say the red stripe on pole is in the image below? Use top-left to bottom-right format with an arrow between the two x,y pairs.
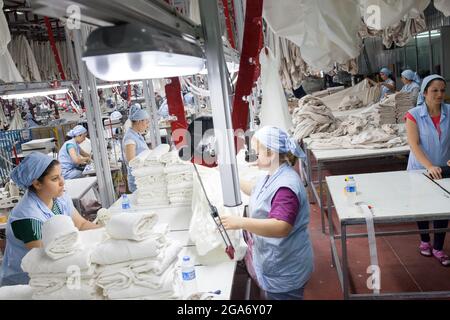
222,0 -> 236,49
165,77 -> 188,148
44,17 -> 66,80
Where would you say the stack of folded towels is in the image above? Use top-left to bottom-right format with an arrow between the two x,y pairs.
129,145 -> 171,207
395,92 -> 417,123
92,211 -> 183,300
21,215 -> 105,300
160,151 -> 194,206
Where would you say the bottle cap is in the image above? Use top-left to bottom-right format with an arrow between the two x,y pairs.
183,255 -> 190,262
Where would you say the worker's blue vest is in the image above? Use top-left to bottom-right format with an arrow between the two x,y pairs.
58,139 -> 81,179
122,128 -> 149,192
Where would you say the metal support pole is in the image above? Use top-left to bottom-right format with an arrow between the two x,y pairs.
233,0 -> 245,52
142,79 -> 161,147
72,26 -> 116,208
199,0 -> 242,208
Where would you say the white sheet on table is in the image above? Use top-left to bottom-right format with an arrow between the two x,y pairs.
106,211 -> 158,241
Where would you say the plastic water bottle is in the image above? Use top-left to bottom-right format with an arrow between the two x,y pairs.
345,176 -> 357,204
121,194 -> 131,210
181,255 -> 198,298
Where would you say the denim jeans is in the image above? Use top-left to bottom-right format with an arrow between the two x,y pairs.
264,287 -> 305,300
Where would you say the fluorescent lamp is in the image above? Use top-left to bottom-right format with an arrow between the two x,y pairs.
199,61 -> 239,75
0,88 -> 69,99
82,24 -> 205,81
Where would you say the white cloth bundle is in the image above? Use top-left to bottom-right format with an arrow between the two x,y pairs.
42,215 -> 81,260
132,165 -> 165,177
96,268 -> 134,291
32,282 -> 102,300
144,144 -> 171,163
136,197 -> 170,207
106,212 -> 158,241
0,285 -> 34,300
165,174 -> 193,184
164,164 -> 193,175
128,150 -> 152,169
21,247 -> 94,275
167,181 -> 193,193
106,266 -> 181,300
159,150 -> 185,165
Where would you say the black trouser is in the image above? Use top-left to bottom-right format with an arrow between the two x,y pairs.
417,220 -> 449,251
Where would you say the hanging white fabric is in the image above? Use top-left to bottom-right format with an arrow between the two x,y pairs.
263,0 -> 362,71
8,110 -> 25,131
434,0 -> 450,16
258,47 -> 292,132
9,35 -> 42,82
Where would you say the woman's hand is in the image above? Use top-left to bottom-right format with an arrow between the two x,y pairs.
427,166 -> 443,180
221,215 -> 244,231
447,160 -> 450,167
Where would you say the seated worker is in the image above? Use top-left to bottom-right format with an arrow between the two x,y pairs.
400,69 -> 421,101
368,67 -> 396,101
58,125 -> 91,180
0,152 -> 100,286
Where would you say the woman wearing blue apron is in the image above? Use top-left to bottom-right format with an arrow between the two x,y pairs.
58,125 -> 91,180
368,67 -> 396,101
0,152 -> 100,286
405,75 -> 450,266
222,126 -> 313,300
400,69 -> 421,102
122,104 -> 150,193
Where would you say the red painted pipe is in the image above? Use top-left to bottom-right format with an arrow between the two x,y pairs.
44,17 -> 66,80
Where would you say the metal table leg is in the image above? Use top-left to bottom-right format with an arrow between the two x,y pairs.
341,224 -> 350,300
318,162 -> 326,233
327,187 -> 335,268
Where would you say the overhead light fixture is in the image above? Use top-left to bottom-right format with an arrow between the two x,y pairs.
16,11 -> 24,15
198,61 -> 239,75
0,88 -> 69,100
82,24 -> 206,81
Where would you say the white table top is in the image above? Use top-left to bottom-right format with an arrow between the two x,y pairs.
305,141 -> 410,162
64,177 -> 98,200
326,170 -> 450,224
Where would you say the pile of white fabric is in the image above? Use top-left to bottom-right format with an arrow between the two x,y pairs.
363,92 -> 417,125
338,96 -> 364,111
8,35 -> 42,82
92,212 -> 183,300
129,145 -> 170,207
161,151 -> 193,206
395,92 -> 418,123
0,285 -> 34,300
21,216 -> 106,300
312,86 -> 345,99
290,95 -> 339,141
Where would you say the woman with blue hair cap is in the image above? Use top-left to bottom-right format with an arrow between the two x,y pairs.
0,152 -> 100,286
222,126 -> 313,300
400,69 -> 421,101
122,103 -> 150,192
368,67 -> 396,101
58,125 -> 91,180
405,74 -> 450,266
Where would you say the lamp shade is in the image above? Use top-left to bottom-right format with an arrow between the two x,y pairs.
82,24 -> 206,81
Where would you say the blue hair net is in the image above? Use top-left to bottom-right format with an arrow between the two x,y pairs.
254,126 -> 306,160
380,68 -> 392,76
129,103 -> 149,121
10,152 -> 55,189
417,74 -> 446,106
401,69 -> 415,81
68,125 -> 87,138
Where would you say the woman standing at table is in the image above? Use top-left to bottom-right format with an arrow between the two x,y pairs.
405,74 -> 450,266
58,125 -> 91,180
122,104 -> 150,193
222,126 -> 313,300
0,152 -> 100,286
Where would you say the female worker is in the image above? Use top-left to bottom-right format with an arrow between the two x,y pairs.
405,74 -> 450,266
400,69 -> 421,100
222,126 -> 313,300
58,125 -> 91,180
368,67 -> 396,101
122,104 -> 150,193
0,152 -> 100,285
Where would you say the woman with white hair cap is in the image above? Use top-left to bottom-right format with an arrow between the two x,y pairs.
405,74 -> 450,266
222,126 -> 313,300
122,103 -> 150,192
58,125 -> 91,179
400,69 -> 421,100
0,152 -> 100,285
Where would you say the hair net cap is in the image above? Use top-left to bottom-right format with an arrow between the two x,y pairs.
110,111 -> 122,121
129,103 -> 149,121
416,74 -> 446,106
254,126 -> 306,160
401,69 -> 415,81
68,125 -> 87,138
10,152 -> 55,189
380,68 -> 392,76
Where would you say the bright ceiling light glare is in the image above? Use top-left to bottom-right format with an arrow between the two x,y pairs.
82,24 -> 206,81
0,88 -> 69,99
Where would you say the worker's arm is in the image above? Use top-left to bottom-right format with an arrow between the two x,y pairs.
406,118 -> 442,179
79,148 -> 91,159
25,240 -> 43,250
366,78 -> 378,86
68,147 -> 89,165
222,215 -> 293,238
71,209 -> 101,231
124,143 -> 137,163
383,81 -> 396,92
240,179 -> 255,196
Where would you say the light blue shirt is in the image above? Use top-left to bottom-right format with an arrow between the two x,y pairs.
249,163 -> 314,293
158,100 -> 169,119
407,102 -> 450,170
122,128 -> 150,192
379,79 -> 395,101
401,82 -> 420,96
58,139 -> 82,180
0,191 -> 74,285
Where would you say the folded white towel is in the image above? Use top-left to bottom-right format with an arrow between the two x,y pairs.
136,197 -> 170,207
132,166 -> 165,177
96,269 -> 134,291
0,285 -> 34,300
22,247 -> 93,274
106,212 -> 158,241
129,150 -> 152,169
106,266 -> 181,300
167,181 -> 193,193
130,240 -> 183,275
134,264 -> 176,289
164,164 -> 193,175
42,215 -> 81,260
32,283 -> 102,300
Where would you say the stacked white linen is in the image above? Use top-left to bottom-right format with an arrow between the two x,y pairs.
371,95 -> 397,125
162,153 -> 194,205
42,215 -> 82,260
395,92 -> 417,123
21,228 -> 106,300
106,212 -> 158,241
0,285 -> 34,300
94,216 -> 183,300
